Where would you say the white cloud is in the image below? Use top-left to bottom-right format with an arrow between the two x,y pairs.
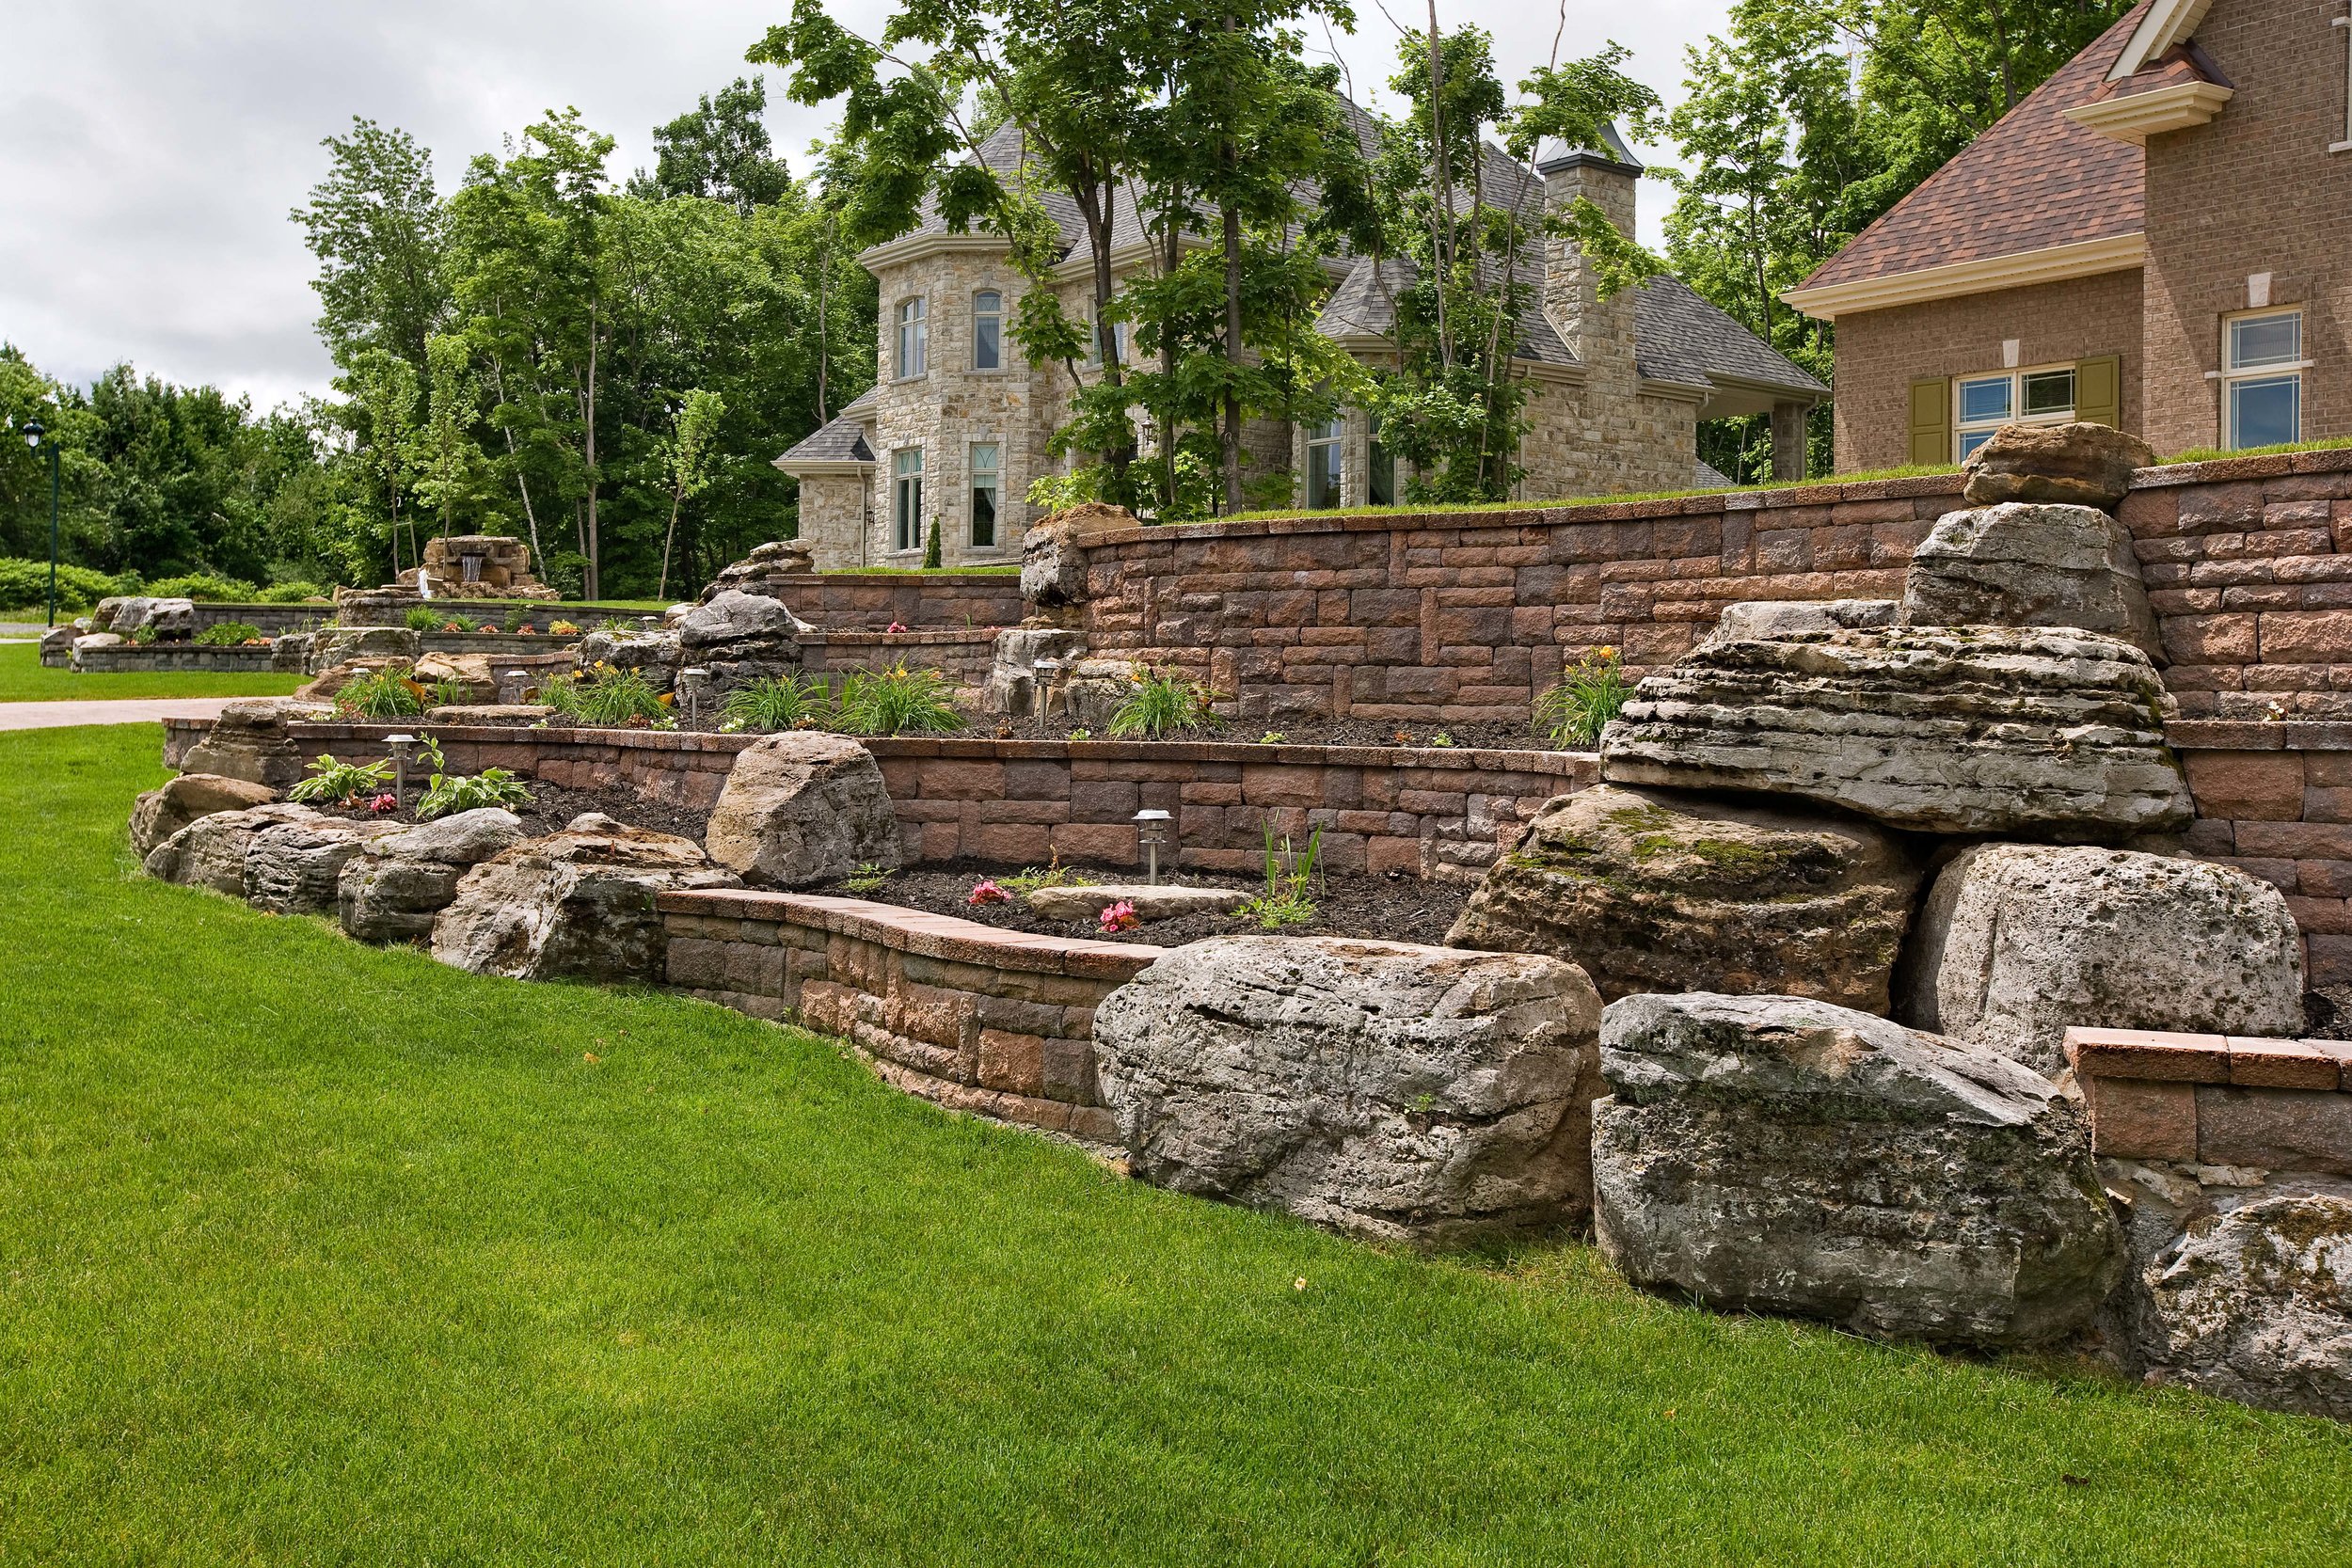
0,0 -> 1731,410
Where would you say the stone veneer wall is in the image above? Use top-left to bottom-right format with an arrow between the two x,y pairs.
2066,1026 -> 2352,1174
797,629 -> 999,692
74,644 -> 278,673
659,888 -> 1152,1141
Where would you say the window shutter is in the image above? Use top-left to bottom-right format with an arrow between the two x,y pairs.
1908,377 -> 1949,466
2074,354 -> 2122,428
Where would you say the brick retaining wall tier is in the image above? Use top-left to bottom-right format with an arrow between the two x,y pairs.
659,887 -> 1154,1141
75,644 -> 278,673
2065,1026 -> 2352,1174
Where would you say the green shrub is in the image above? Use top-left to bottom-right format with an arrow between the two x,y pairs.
142,572 -> 258,602
192,622 -> 267,646
405,606 -> 443,631
1534,647 -> 1630,749
414,737 -> 533,820
333,670 -> 426,719
287,753 -> 394,806
1109,669 -> 1220,739
540,664 -> 673,728
0,559 -> 138,614
253,581 -> 331,604
835,661 -> 963,736
719,674 -> 830,733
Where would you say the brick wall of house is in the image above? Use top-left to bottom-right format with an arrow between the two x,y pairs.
1828,270 -> 2146,471
2140,0 -> 2352,455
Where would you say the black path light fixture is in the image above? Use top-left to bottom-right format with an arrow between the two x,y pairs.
21,417 -> 61,627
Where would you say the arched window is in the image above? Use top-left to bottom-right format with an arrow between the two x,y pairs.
973,291 -> 1003,370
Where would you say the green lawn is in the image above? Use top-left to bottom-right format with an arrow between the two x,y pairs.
0,641 -> 303,702
2,725 -> 2344,1565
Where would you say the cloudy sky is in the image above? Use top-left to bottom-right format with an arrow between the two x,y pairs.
0,0 -> 1737,413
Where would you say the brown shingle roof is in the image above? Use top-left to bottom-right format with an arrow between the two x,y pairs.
1798,6 -> 2150,292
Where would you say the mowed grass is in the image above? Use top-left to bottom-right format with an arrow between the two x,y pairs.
1,727 -> 2345,1565
0,641 -> 302,702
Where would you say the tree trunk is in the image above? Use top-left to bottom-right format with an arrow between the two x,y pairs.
1222,198 -> 1245,515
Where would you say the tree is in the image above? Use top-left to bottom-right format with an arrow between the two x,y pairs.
290,119 -> 449,377
409,333 -> 499,539
656,388 -> 724,600
637,77 -> 796,213
341,348 -> 423,576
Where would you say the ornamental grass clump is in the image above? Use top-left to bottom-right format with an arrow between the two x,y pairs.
1109,669 -> 1221,739
1239,820 -> 1322,930
720,673 -> 830,733
334,670 -> 426,719
541,663 -> 673,728
1534,646 -> 1630,748
405,607 -> 442,632
835,661 -> 962,736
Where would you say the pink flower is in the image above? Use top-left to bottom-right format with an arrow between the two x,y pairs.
367,793 -> 397,814
886,620 -> 907,634
1098,899 -> 1139,933
967,879 -> 1011,906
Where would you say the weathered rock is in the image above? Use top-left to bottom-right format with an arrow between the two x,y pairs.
1903,502 -> 2162,661
982,626 -> 1088,718
704,733 -> 902,889
411,651 -> 500,704
698,539 -> 817,604
1703,598 -> 1898,645
1597,626 -> 2192,839
270,632 -> 312,673
339,807 -> 527,942
129,772 -> 278,860
1445,784 -> 1921,1012
1962,420 -> 2155,509
88,596 -> 130,631
177,698 -> 338,787
1057,657 -> 1148,730
71,633 -> 124,659
1021,502 -> 1137,611
2102,1162 -> 2352,1420
1900,844 -> 2305,1076
1091,936 -> 1605,1247
577,626 -> 681,691
294,657 -> 412,703
143,802 -> 326,895
38,624 -> 77,667
418,533 -> 558,599
1025,883 -> 1249,922
245,817 -> 404,917
675,591 -> 810,689
423,704 -> 556,726
430,813 -> 740,984
107,596 -> 196,640
307,626 -> 420,674
1593,991 -> 2122,1347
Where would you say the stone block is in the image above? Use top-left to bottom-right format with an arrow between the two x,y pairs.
2081,1075 -> 2200,1162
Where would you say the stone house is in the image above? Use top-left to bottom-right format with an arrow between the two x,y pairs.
1790,0 -> 2352,471
775,119 -> 1825,569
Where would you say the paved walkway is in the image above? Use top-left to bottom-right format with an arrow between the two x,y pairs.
0,698 -> 239,732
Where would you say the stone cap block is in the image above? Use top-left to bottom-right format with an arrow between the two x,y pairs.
2067,1026 -> 2352,1090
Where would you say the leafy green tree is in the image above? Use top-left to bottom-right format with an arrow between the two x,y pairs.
290,119 -> 449,378
636,77 -> 796,213
655,388 -> 724,600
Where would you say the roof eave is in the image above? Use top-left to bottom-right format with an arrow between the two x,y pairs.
772,457 -> 873,477
2064,80 -> 2233,145
860,231 -> 1020,270
2108,0 -> 2219,80
1782,231 -> 2146,321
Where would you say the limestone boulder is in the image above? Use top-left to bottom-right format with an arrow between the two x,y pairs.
423,704 -> 555,726
270,632 -> 312,673
339,806 -> 527,942
110,596 -> 196,640
1057,657 -> 1148,730
1702,598 -> 1897,646
88,596 -> 131,631
1091,936 -> 1605,1248
1962,420 -> 2155,509
1021,502 -> 1136,611
178,698 -> 338,788
1597,626 -> 2192,840
1444,784 -> 1921,1013
245,817 -> 405,917
704,733 -> 903,889
1593,991 -> 2122,1348
675,591 -> 810,689
39,624 -> 77,667
143,802 -> 326,895
982,626 -> 1088,718
577,626 -> 681,691
1900,844 -> 2305,1076
698,540 -> 816,604
1903,502 -> 2162,661
430,813 -> 740,984
71,633 -> 124,661
294,657 -> 412,703
307,626 -> 420,674
412,651 -> 500,704
129,772 -> 278,860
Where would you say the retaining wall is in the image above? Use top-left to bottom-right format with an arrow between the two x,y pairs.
2066,1025 -> 2352,1174
74,643 -> 278,673
660,888 -> 1149,1141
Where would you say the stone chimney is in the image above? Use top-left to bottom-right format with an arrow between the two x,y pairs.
1539,125 -> 1644,373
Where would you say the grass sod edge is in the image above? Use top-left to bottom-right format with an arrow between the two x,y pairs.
0,641 -> 304,703
0,725 -> 2344,1561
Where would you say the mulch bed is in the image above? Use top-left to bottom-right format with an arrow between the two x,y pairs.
827,859 -> 1474,947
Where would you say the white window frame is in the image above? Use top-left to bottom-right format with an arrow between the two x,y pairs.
1081,313 -> 1129,369
894,297 -> 928,379
1304,417 -> 1345,510
972,291 -> 1003,372
2221,307 -> 2307,450
968,440 -> 1002,551
1952,362 -> 2076,461
891,448 -> 924,553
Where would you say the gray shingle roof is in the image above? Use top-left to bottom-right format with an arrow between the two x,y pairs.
775,398 -> 874,467
1635,277 -> 1825,396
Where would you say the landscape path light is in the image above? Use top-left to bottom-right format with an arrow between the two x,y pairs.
1033,655 -> 1066,731
21,417 -> 60,627
386,734 -> 418,805
503,669 -> 528,705
1135,808 -> 1173,884
678,666 -> 711,727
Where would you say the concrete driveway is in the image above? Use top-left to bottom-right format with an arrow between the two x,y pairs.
0,698 -> 238,732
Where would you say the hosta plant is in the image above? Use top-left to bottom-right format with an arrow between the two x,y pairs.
288,753 -> 394,807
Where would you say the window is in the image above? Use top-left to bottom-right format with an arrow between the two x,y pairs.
1082,314 -> 1129,368
1953,365 -> 2074,460
2224,309 -> 2303,450
892,448 -> 924,552
1368,423 -> 1396,506
969,442 -> 1000,549
894,297 -> 928,378
1305,418 -> 1344,510
973,292 -> 1002,371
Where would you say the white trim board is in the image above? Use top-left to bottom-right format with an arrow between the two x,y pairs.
1783,232 -> 2147,320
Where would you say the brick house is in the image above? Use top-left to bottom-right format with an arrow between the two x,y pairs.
775,119 -> 1824,569
1790,0 -> 2352,472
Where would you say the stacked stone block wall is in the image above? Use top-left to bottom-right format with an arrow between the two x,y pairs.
72,644 -> 278,674
2066,1025 -> 2352,1174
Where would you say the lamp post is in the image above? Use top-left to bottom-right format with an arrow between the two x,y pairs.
1134,808 -> 1172,884
386,734 -> 418,806
23,418 -> 60,628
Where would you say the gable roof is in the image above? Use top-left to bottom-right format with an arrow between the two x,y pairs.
772,388 -> 876,471
1789,5 -> 2150,312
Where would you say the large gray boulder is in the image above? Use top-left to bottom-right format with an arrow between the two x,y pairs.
245,817 -> 404,917
1593,991 -> 2122,1349
1900,845 -> 2305,1076
704,733 -> 903,889
1091,936 -> 1604,1248
178,698 -> 338,788
1702,598 -> 1897,646
109,596 -> 197,640
1020,503 -> 1136,612
1902,502 -> 2162,661
307,626 -> 420,674
675,590 -> 810,689
982,626 -> 1088,718
577,626 -> 681,691
698,539 -> 815,604
338,807 -> 527,942
1445,784 -> 1920,1013
431,813 -> 740,984
143,802 -> 326,895
129,772 -> 278,860
1597,626 -> 2192,840
1962,420 -> 2154,509
1057,657 -> 1150,730
39,624 -> 77,667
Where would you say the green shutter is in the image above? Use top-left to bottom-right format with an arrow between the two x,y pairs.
2075,354 -> 2122,429
1908,377 -> 1950,466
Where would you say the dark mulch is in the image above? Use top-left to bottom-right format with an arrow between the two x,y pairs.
318,778 -> 714,844
2307,988 -> 2349,1037
828,859 -> 1473,947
